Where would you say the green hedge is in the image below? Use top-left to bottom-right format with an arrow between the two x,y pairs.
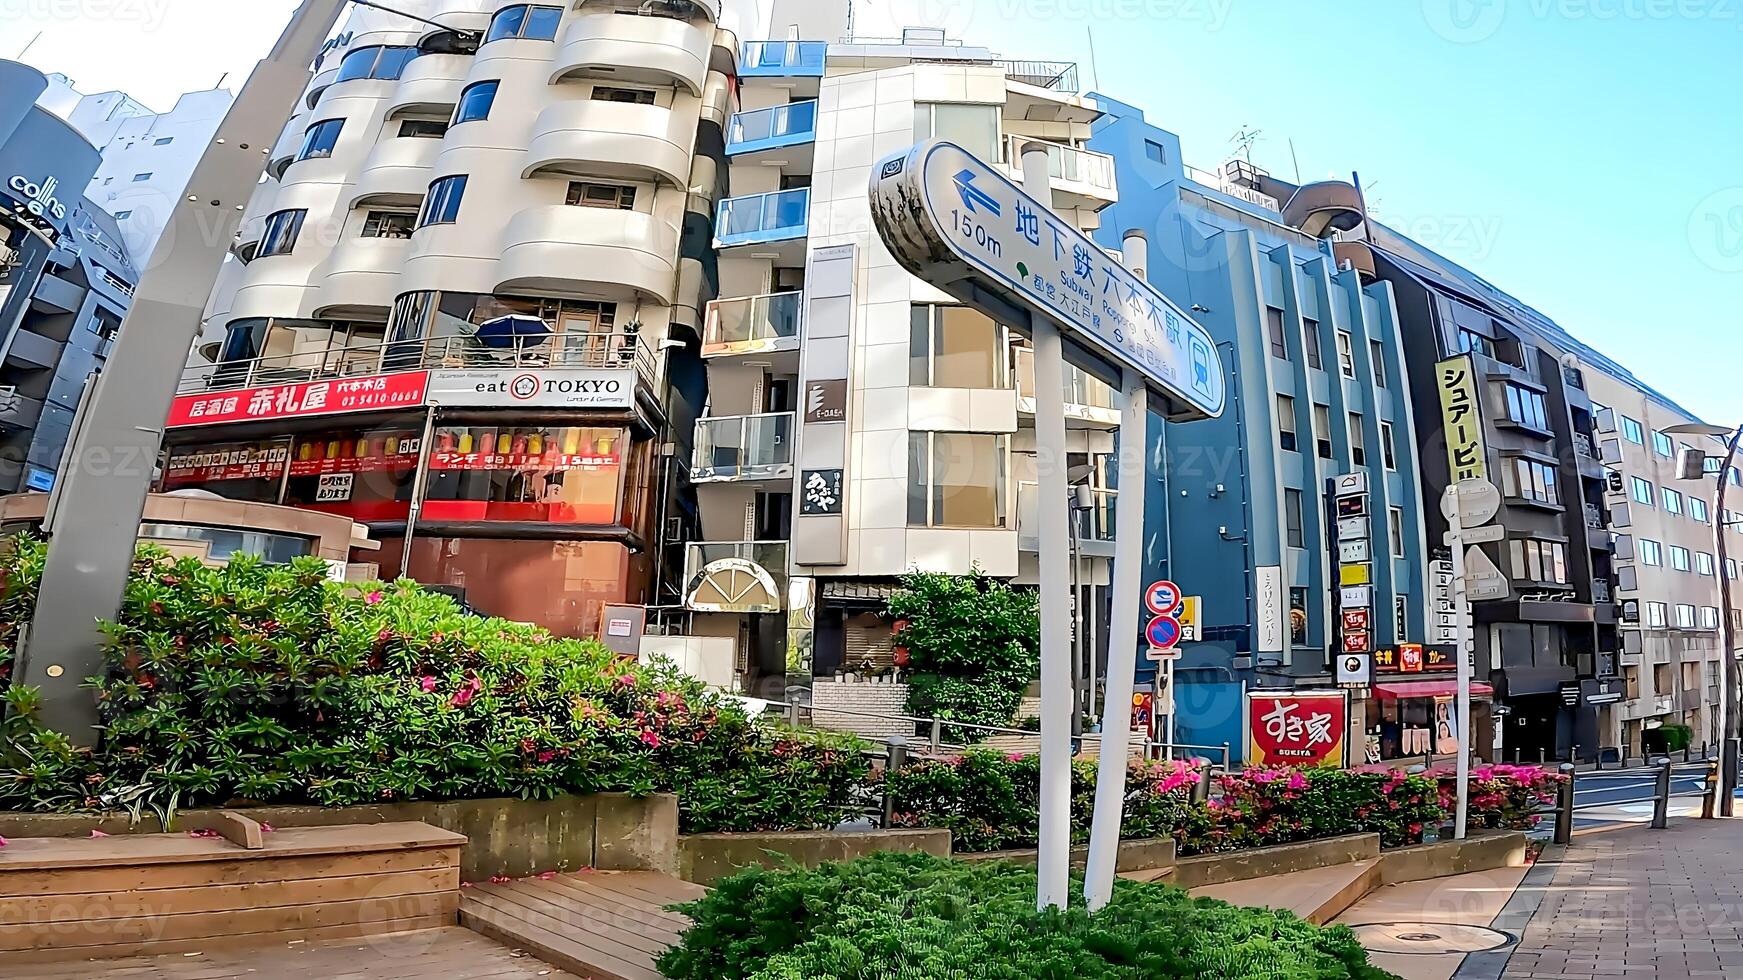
0,538 -> 867,834
658,852 -> 1399,980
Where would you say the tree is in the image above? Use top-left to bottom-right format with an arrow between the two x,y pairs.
885,570 -> 1039,739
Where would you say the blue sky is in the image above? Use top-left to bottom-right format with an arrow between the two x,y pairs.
6,0 -> 1737,420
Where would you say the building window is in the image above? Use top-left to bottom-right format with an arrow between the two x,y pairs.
1670,545 -> 1692,572
1662,487 -> 1684,516
131,172 -> 153,182
1266,307 -> 1289,360
1509,539 -> 1568,584
1313,404 -> 1333,460
1675,604 -> 1698,629
1277,395 -> 1297,453
257,209 -> 307,258
1335,330 -> 1356,379
1692,496 -> 1710,523
1504,457 -> 1559,506
907,432 -> 1008,528
485,5 -> 564,43
153,136 -> 173,145
1728,558 -> 1740,580
296,118 -> 344,161
1645,601 -> 1668,628
1370,339 -> 1386,388
566,181 -> 638,210
1302,319 -> 1322,370
914,103 -> 1000,164
398,118 -> 449,139
912,306 -> 1005,389
1145,139 -> 1167,164
453,81 -> 500,124
335,45 -> 417,82
1389,507 -> 1406,558
1379,421 -> 1398,471
114,210 -> 132,220
1701,606 -> 1721,630
1285,489 -> 1304,549
1631,476 -> 1655,506
1639,538 -> 1664,566
1621,415 -> 1645,444
1349,414 -> 1366,467
417,175 -> 468,227
1697,552 -> 1716,576
361,210 -> 417,240
1503,383 -> 1550,431
422,425 -> 627,525
1652,431 -> 1674,457
592,86 -> 657,105
1456,328 -> 1494,357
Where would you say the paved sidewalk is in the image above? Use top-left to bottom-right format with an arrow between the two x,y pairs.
1496,820 -> 1743,979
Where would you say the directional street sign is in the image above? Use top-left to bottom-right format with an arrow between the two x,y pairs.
871,140 -> 1226,421
1463,545 -> 1513,602
1145,580 -> 1183,616
1442,477 -> 1502,529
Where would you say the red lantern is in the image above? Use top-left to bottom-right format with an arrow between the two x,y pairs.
892,647 -> 910,668
892,618 -> 910,634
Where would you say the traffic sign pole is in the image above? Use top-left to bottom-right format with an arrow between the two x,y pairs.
1448,485 -> 1473,840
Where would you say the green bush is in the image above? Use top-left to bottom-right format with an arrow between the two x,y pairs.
885,570 -> 1039,740
0,539 -> 867,833
1659,724 -> 1694,752
0,534 -> 45,690
658,852 -> 1399,980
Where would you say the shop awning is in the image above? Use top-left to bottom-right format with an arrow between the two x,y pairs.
1374,680 -> 1494,700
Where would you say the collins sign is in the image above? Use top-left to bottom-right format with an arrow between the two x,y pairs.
870,140 -> 1225,422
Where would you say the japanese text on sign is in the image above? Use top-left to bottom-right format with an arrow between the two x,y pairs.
169,372 -> 431,427
1436,354 -> 1488,482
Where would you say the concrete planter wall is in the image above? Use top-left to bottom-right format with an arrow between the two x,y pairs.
957,837 -> 1177,875
0,792 -> 678,883
1172,834 -> 1382,890
678,828 -> 951,886
1378,831 -> 1528,885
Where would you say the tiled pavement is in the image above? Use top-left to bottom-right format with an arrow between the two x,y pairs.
1497,820 -> 1743,979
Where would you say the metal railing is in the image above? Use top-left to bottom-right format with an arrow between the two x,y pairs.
715,187 -> 810,245
998,135 -> 1116,194
1017,481 -> 1117,544
691,412 -> 794,480
740,40 -> 827,75
181,331 -> 658,396
703,291 -> 803,354
992,59 -> 1080,92
726,100 -> 818,151
1535,754 -> 1726,844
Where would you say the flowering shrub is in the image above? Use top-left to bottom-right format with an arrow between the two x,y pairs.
1182,767 -> 1446,855
1449,764 -> 1565,832
0,541 -> 867,833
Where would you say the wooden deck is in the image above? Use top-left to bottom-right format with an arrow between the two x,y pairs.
460,871 -> 705,980
4,927 -> 581,979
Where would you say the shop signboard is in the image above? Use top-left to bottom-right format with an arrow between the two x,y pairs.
1245,690 -> 1350,768
168,372 -> 430,427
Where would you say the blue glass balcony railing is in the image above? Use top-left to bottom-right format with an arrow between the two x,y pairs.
726,100 -> 818,155
715,188 -> 810,247
740,40 -> 827,77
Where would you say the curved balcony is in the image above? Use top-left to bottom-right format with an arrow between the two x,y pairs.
996,136 -> 1117,212
315,237 -> 414,319
1282,180 -> 1367,239
551,11 -> 711,96
267,113 -> 309,181
1334,240 -> 1378,283
699,69 -> 732,132
349,137 -> 442,210
416,0 -> 492,52
386,53 -> 471,118
523,99 -> 694,186
305,66 -> 340,109
496,205 -> 680,304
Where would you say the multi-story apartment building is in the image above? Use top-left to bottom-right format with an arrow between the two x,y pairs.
671,8 -> 1129,698
164,0 -> 760,637
0,60 -> 139,495
37,74 -> 234,263
1581,360 -> 1742,756
1088,101 -> 1431,762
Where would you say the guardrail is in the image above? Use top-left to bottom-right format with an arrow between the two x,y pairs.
1533,754 -> 1726,845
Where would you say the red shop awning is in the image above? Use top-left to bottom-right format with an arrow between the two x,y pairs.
1374,680 -> 1494,700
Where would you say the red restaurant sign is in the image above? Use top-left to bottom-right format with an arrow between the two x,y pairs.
1244,691 -> 1350,768
168,372 -> 430,427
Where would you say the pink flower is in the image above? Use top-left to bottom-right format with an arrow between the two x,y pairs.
366,590 -> 384,605
1006,753 -> 1026,762
89,830 -> 110,838
187,829 -> 222,840
639,729 -> 662,749
0,835 -> 7,848
451,675 -> 483,708
259,822 -> 276,834
419,676 -> 438,693
616,674 -> 638,688
537,871 -> 558,881
536,750 -> 556,764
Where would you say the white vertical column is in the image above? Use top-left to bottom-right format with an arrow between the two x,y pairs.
1084,235 -> 1150,912
1022,142 -> 1072,912
1448,485 -> 1472,840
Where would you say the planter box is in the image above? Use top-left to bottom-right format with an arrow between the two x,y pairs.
1378,831 -> 1528,885
678,828 -> 951,886
1172,834 -> 1380,890
957,837 -> 1177,876
0,793 -> 678,884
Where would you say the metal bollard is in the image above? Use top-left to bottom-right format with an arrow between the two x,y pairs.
1539,747 -> 1548,765
882,736 -> 909,828
1702,755 -> 1721,820
786,700 -> 802,727
1554,764 -> 1575,845
1651,757 -> 1673,830
929,719 -> 942,753
1192,756 -> 1212,804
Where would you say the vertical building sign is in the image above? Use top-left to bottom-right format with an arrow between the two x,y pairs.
1436,354 -> 1487,482
792,244 -> 856,566
1256,565 -> 1285,653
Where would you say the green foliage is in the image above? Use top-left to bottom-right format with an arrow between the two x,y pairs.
1659,724 -> 1694,752
885,570 -> 1039,739
1450,764 -> 1565,833
0,538 -> 867,833
0,534 -> 46,690
657,852 -> 1399,980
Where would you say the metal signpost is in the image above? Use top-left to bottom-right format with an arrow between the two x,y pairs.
1441,477 -> 1503,839
871,141 -> 1224,912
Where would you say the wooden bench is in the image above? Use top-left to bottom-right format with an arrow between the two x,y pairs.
0,821 -> 464,964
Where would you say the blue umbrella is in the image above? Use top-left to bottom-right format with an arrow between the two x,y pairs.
474,314 -> 552,350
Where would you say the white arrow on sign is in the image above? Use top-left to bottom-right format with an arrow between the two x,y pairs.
1442,477 -> 1502,529
1463,545 -> 1512,602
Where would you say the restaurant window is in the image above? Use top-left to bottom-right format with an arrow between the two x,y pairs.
486,5 -> 563,43
1285,489 -> 1304,549
911,305 -> 1006,389
160,439 -> 291,502
1276,395 -> 1297,452
1290,588 -> 1310,645
283,427 -> 426,522
907,432 -> 1008,528
1266,307 -> 1288,360
566,181 -> 638,210
1302,319 -> 1323,369
424,426 -> 627,524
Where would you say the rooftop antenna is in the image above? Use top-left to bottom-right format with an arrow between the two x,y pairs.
1230,126 -> 1262,164
1288,138 -> 1302,184
214,72 -> 230,90
18,31 -> 41,59
1085,25 -> 1101,92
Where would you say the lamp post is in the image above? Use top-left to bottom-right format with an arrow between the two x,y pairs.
1666,421 -> 1743,816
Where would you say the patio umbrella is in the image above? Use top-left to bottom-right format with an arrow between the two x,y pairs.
474,314 -> 552,350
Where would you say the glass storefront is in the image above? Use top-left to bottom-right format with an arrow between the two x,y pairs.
161,439 -> 291,500
281,425 -> 425,522
423,425 -> 625,524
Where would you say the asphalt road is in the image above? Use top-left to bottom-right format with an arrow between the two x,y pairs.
1559,761 -> 1724,831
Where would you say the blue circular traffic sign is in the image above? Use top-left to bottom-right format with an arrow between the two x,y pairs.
1145,581 -> 1182,616
1146,615 -> 1182,650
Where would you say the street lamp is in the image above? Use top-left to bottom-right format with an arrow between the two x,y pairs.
1665,420 -> 1743,816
